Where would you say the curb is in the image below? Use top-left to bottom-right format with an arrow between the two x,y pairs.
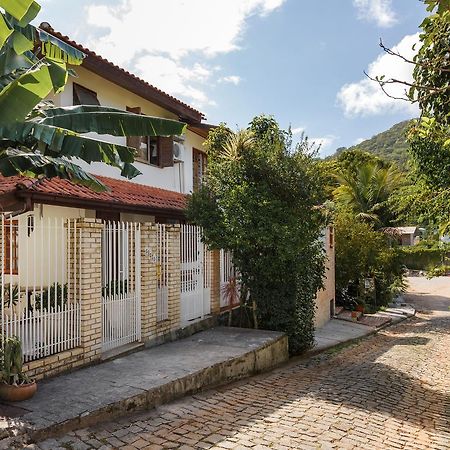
305,310 -> 415,358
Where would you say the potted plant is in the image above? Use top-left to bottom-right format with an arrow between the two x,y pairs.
0,336 -> 37,402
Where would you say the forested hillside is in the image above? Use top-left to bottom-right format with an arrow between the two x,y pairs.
334,120 -> 413,166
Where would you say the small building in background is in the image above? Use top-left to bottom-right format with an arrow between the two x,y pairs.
394,226 -> 421,246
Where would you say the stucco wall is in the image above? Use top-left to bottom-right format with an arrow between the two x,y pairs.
51,66 -> 206,194
315,227 -> 336,329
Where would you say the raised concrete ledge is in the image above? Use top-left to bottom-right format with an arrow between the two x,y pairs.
0,327 -> 288,447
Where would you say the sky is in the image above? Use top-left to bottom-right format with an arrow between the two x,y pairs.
38,0 -> 427,156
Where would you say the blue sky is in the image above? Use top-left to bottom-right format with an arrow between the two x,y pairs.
38,0 -> 426,156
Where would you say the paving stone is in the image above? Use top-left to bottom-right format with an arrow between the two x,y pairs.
30,279 -> 450,450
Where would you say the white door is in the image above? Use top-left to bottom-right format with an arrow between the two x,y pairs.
101,221 -> 141,352
180,225 -> 210,324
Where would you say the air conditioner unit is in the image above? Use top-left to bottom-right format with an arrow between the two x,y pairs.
173,141 -> 185,162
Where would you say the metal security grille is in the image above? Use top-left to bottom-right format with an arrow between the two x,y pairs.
101,221 -> 141,352
0,214 -> 81,362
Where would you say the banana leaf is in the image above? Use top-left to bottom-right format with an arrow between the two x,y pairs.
0,147 -> 107,191
40,106 -> 187,137
0,61 -> 53,123
0,0 -> 40,24
0,12 -> 12,48
1,121 -> 138,171
38,29 -> 85,65
11,29 -> 33,54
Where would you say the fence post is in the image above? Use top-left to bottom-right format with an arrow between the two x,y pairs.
165,225 -> 181,333
210,249 -> 221,315
140,223 -> 157,341
76,218 -> 103,363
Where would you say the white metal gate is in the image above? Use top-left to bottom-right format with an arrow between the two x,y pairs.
0,214 -> 81,362
180,225 -> 211,324
101,221 -> 141,352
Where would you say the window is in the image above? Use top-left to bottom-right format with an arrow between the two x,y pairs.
133,136 -> 160,165
3,220 -> 18,275
73,83 -> 100,106
193,148 -> 207,192
126,106 -> 174,168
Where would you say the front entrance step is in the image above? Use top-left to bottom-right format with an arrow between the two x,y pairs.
0,327 -> 288,448
101,341 -> 144,361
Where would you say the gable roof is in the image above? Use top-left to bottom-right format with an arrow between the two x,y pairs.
39,23 -> 205,124
1,175 -> 187,219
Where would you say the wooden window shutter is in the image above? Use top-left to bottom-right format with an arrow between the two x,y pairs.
159,136 -> 174,168
126,106 -> 142,150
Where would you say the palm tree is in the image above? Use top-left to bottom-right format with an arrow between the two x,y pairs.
333,161 -> 403,227
0,0 -> 185,191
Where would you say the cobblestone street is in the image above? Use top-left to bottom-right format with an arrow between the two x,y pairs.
35,278 -> 450,450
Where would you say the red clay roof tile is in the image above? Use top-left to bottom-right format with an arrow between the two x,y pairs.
0,175 -> 187,213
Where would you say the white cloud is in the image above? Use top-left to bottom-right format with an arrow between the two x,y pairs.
353,0 -> 397,28
311,135 -> 336,152
84,0 -> 285,108
337,33 -> 420,117
135,56 -> 217,108
219,75 -> 242,85
291,126 -> 305,135
354,137 -> 365,145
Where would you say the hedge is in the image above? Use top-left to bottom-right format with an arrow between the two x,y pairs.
399,246 -> 447,270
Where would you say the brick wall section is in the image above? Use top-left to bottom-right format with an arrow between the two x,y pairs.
210,250 -> 221,315
77,218 -> 103,362
140,223 -> 157,341
158,225 -> 181,335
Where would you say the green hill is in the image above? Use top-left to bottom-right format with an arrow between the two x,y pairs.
335,120 -> 413,166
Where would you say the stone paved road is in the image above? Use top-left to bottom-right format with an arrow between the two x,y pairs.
34,277 -> 450,450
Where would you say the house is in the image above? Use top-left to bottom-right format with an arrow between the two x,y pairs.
0,25 -> 335,381
394,226 -> 421,246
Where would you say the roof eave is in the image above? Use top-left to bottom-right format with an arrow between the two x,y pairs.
15,190 -> 187,220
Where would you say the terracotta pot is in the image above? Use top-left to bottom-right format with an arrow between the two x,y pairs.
355,305 -> 365,313
0,381 -> 37,402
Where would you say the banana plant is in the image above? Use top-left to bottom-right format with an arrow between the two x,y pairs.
0,0 -> 186,191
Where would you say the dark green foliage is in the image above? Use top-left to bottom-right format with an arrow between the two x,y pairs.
334,121 -> 412,166
399,244 -> 449,270
187,116 -> 326,354
33,283 -> 67,311
334,214 -> 405,312
409,137 -> 450,190
0,336 -> 29,385
411,5 -> 450,128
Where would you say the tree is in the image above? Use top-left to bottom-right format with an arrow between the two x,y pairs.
0,0 -> 185,190
368,1 -> 450,131
333,159 -> 403,227
187,116 -> 326,354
